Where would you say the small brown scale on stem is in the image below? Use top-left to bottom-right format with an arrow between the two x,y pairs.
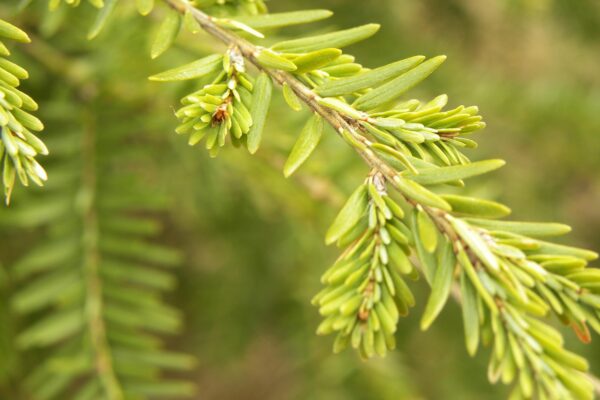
438,132 -> 460,139
359,280 -> 375,321
211,97 -> 231,126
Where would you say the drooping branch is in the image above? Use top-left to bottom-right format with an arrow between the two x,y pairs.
157,2 -> 600,398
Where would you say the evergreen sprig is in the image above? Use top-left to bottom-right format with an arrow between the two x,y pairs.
313,171 -> 417,358
155,47 -> 258,157
0,19 -> 47,204
3,0 -> 599,398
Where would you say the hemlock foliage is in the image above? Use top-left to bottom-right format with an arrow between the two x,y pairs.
0,0 -> 599,399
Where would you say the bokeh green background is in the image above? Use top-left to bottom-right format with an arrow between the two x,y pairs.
1,0 -> 599,398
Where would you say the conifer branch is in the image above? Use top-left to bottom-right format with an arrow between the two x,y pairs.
153,1 -> 600,398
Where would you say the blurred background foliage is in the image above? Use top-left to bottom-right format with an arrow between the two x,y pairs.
0,0 -> 599,398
